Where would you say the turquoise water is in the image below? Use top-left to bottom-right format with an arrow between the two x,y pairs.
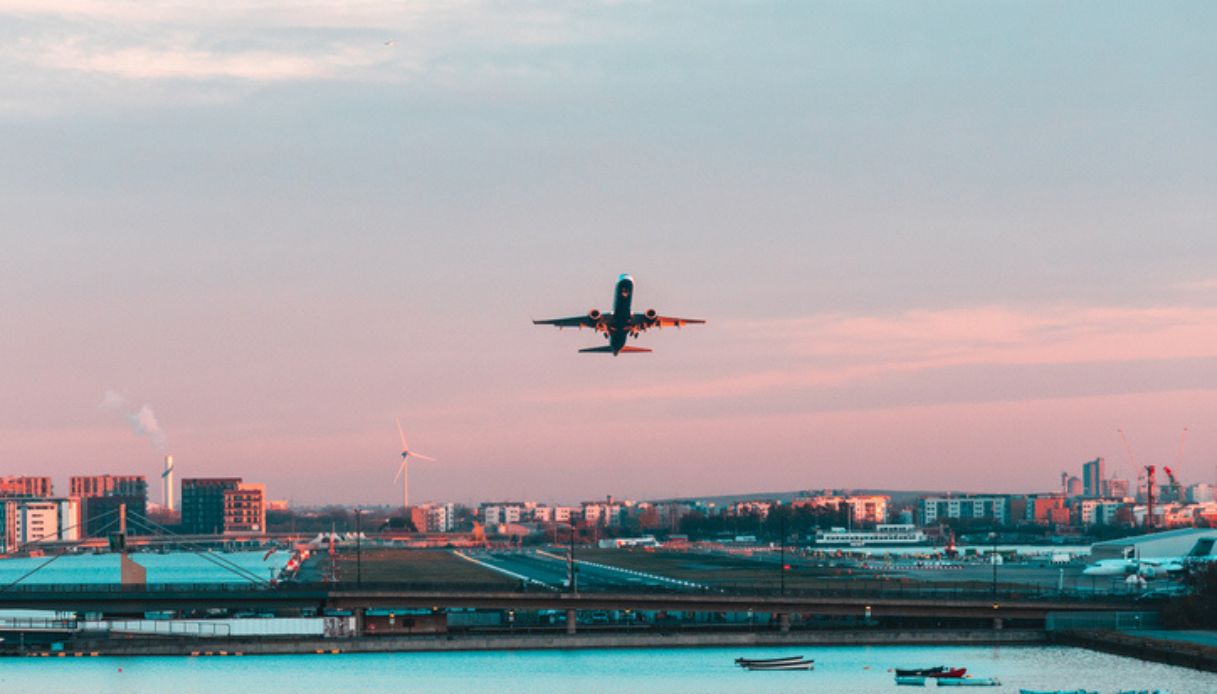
0,646 -> 1211,693
0,551 -> 288,585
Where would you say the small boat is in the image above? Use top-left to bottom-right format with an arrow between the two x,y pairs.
896,667 -> 949,677
735,655 -> 807,666
927,668 -> 967,679
939,678 -> 1001,687
896,675 -> 927,686
1019,690 -> 1098,694
743,659 -> 814,671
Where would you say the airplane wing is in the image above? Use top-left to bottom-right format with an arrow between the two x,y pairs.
1140,558 -> 1185,570
533,314 -> 608,329
631,313 -> 706,329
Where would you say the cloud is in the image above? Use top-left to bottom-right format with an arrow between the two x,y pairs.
0,1 -> 611,91
28,39 -> 379,81
530,303 -> 1217,404
99,389 -> 126,410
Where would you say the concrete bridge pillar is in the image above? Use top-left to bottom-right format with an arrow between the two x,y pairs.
778,613 -> 791,633
354,608 -> 366,636
566,609 -> 577,635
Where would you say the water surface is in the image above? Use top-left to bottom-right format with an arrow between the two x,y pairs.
0,551 -> 287,586
0,645 -> 1210,693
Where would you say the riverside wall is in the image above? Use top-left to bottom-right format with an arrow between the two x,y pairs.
1053,630 -> 1217,673
18,628 -> 1046,657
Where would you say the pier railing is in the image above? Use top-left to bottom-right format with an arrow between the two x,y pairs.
0,579 -> 1142,604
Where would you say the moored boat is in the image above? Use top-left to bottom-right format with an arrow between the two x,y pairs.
1019,690 -> 1098,694
939,677 -> 1001,687
927,667 -> 967,679
896,666 -> 949,677
743,659 -> 814,671
735,655 -> 807,666
895,675 -> 927,686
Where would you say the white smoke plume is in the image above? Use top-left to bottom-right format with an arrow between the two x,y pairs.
100,390 -> 168,450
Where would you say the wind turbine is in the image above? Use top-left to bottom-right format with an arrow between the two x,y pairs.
395,418 -> 435,509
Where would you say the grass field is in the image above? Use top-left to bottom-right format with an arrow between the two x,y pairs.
299,548 -> 517,587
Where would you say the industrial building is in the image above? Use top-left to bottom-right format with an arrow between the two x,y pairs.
180,478 -> 242,535
1089,527 -> 1217,561
70,474 -> 148,536
0,476 -> 54,498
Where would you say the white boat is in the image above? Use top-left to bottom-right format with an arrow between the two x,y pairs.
735,655 -> 806,666
939,678 -> 1000,687
743,659 -> 814,671
896,675 -> 927,686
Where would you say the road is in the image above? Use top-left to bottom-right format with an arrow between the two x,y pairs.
459,549 -> 696,592
874,561 -> 1118,593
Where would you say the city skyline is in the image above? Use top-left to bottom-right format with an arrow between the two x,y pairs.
3,2 -> 1217,504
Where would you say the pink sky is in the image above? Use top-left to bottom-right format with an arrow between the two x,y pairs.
2,2 -> 1216,504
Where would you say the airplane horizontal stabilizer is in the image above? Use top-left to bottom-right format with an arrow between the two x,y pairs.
578,346 -> 653,354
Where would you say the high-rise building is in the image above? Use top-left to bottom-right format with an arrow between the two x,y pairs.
222,483 -> 266,535
0,477 -> 53,497
70,474 -> 148,536
1066,476 -> 1082,497
180,478 -> 242,535
1082,457 -> 1106,498
1106,479 -> 1131,499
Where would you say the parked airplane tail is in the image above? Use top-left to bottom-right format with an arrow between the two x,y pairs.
578,346 -> 652,354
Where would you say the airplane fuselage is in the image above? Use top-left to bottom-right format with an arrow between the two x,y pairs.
606,275 -> 634,353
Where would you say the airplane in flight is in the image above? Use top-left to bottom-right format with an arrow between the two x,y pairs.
533,273 -> 705,355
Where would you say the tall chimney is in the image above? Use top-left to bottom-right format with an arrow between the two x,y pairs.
162,455 -> 175,512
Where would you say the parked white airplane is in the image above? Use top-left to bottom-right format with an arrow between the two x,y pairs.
1082,537 -> 1216,578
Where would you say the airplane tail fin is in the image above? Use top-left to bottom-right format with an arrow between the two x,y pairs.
578,346 -> 652,354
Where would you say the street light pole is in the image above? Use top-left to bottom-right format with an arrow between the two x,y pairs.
568,519 -> 578,595
779,513 -> 786,597
989,530 -> 997,600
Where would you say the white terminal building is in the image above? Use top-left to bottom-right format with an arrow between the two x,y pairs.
814,524 -> 928,547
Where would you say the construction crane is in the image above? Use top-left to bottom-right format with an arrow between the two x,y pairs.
1162,466 -> 1182,504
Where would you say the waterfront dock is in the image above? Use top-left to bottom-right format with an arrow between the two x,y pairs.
39,628 -> 1047,657
1053,629 -> 1217,673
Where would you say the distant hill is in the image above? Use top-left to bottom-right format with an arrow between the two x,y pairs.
648,489 -> 961,507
